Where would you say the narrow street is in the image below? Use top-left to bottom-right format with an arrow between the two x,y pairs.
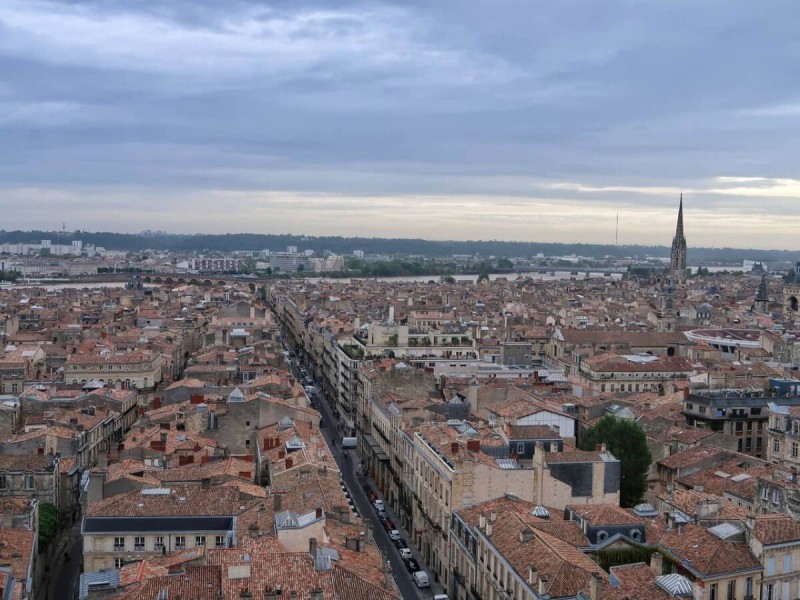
45,520 -> 83,600
288,350 -> 443,599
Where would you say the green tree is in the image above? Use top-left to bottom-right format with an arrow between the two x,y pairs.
497,257 -> 513,269
476,272 -> 490,283
38,502 -> 59,547
578,416 -> 652,507
440,275 -> 456,284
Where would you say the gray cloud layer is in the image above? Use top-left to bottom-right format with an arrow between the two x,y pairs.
2,1 -> 800,248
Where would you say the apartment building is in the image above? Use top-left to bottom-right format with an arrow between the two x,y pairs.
0,454 -> 62,513
766,403 -> 800,468
748,514 -> 800,600
82,485 -> 254,571
571,351 -> 694,394
685,391 -> 800,458
65,350 -> 163,389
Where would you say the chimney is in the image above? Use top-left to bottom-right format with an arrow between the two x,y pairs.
152,397 -> 162,409
485,521 -> 493,536
650,552 -> 663,576
202,477 -> 211,490
590,572 -> 602,600
309,537 -> 317,559
285,457 -> 293,469
467,439 -> 480,452
451,441 -> 459,454
273,494 -> 282,512
160,432 -> 168,445
538,576 -> 548,596
600,443 -> 607,452
528,565 -> 538,586
278,449 -> 286,459
87,469 -> 106,505
315,507 -> 323,519
479,513 -> 487,529
519,528 -> 534,543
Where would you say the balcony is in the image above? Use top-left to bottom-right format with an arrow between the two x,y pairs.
113,545 -> 125,552
134,544 -> 145,551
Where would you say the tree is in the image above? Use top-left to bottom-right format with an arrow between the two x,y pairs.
497,257 -> 513,269
578,416 -> 652,507
38,502 -> 58,547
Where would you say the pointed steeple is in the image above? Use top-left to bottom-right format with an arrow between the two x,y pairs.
670,194 -> 687,284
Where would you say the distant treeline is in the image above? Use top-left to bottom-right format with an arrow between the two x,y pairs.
1,230 -> 798,264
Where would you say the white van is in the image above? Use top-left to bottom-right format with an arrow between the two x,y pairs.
433,595 -> 449,600
412,571 -> 430,588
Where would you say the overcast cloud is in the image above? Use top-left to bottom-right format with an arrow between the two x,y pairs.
2,0 -> 800,249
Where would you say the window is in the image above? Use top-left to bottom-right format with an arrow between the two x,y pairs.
792,442 -> 798,459
0,475 -> 6,489
726,580 -> 735,600
134,536 -> 145,551
216,535 -> 226,548
154,536 -> 164,550
516,443 -> 525,454
709,582 -> 717,600
11,384 -> 17,393
195,536 -> 206,547
24,474 -> 34,490
767,556 -> 776,576
745,577 -> 753,596
686,403 -> 693,411
765,583 -> 774,600
246,421 -> 251,427
114,537 -> 125,551
785,553 -> 793,574
774,439 -> 781,453
114,558 -> 124,569
175,536 -> 186,549
245,439 -> 251,448
773,489 -> 781,504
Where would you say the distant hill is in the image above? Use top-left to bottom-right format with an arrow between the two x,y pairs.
1,230 -> 798,265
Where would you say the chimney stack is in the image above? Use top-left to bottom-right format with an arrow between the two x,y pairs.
538,576 -> 548,596
650,552 -> 663,576
589,572 -> 603,600
528,565 -> 538,586
309,537 -> 317,559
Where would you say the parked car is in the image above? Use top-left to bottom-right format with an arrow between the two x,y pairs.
404,558 -> 420,573
373,499 -> 384,511
393,538 -> 407,549
412,571 -> 430,588
399,548 -> 413,560
382,519 -> 395,531
388,529 -> 401,541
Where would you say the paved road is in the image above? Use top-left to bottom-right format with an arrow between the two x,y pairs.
46,520 -> 83,600
287,348 -> 438,599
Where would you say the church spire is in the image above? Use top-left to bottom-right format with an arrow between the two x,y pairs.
675,193 -> 684,239
670,194 -> 687,284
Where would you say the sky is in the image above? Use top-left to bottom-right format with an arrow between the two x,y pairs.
2,1 -> 800,249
